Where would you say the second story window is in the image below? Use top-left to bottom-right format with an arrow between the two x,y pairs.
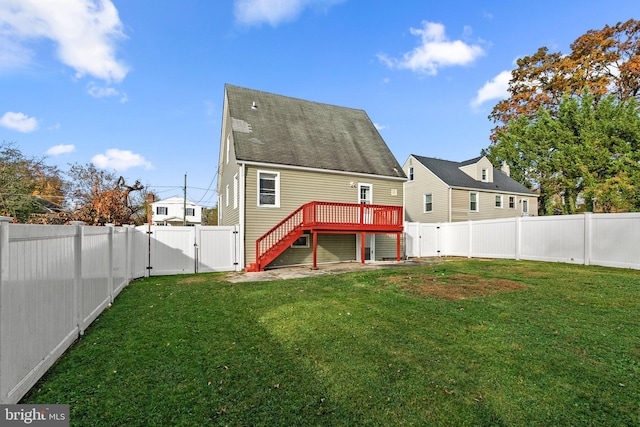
470,192 -> 478,212
186,208 -> 195,216
424,193 -> 433,212
408,166 -> 414,181
481,168 -> 488,182
258,171 -> 279,207
156,206 -> 168,215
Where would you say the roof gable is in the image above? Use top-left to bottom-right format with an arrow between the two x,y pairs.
225,84 -> 405,179
411,155 -> 537,196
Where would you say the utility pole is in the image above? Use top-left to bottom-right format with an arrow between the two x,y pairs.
183,173 -> 187,226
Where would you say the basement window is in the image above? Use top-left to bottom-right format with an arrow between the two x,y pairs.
291,235 -> 309,248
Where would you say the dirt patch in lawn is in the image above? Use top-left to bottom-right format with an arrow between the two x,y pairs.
177,276 -> 208,285
383,274 -> 529,300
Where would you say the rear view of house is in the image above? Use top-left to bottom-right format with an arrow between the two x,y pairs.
218,84 -> 406,271
404,155 -> 538,222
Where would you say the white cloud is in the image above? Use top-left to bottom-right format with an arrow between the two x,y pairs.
0,111 -> 39,132
234,0 -> 344,26
46,144 -> 75,156
87,82 -> 128,102
471,70 -> 511,108
92,149 -> 153,171
378,21 -> 485,75
0,0 -> 129,83
374,123 -> 387,131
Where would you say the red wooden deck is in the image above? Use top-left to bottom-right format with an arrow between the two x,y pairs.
248,201 -> 403,272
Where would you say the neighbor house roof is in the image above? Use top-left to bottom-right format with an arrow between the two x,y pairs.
412,155 -> 537,196
225,84 -> 405,179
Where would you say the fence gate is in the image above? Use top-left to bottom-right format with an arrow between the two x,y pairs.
138,225 -> 240,275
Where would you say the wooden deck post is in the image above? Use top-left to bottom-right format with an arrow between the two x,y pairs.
396,232 -> 401,261
360,232 -> 366,264
312,231 -> 318,269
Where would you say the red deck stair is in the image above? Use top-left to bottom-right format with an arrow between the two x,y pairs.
246,201 -> 403,272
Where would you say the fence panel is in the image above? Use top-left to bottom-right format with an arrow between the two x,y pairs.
440,222 -> 470,257
1,224 -> 79,404
519,215 -> 586,264
196,226 -> 239,272
589,213 -> 640,269
80,227 -> 112,331
470,218 -> 516,259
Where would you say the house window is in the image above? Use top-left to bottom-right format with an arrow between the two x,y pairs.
509,196 -> 516,209
156,206 -> 168,215
186,208 -> 195,216
233,174 -> 238,209
470,192 -> 478,212
495,195 -> 503,208
225,184 -> 229,207
522,199 -> 529,214
408,166 -> 414,181
481,168 -> 488,182
226,134 -> 230,164
424,193 -> 433,212
291,235 -> 309,248
258,171 -> 279,207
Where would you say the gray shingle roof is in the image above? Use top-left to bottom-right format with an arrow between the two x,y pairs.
412,155 -> 537,195
225,84 -> 405,179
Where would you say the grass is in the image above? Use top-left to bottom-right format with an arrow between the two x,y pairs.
22,259 -> 640,426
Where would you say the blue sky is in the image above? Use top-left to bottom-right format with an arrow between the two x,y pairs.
1,0 -> 638,207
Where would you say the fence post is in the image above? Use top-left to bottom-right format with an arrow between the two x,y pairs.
515,217 -> 521,261
107,225 -> 115,302
70,222 -> 85,335
0,217 -> 12,403
584,213 -> 592,266
467,221 -> 473,258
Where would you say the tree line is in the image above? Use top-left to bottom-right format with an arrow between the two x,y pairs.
484,19 -> 640,215
0,142 -> 149,225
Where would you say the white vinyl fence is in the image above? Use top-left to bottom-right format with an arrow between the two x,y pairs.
138,225 -> 240,275
0,221 -> 240,404
405,212 -> 640,270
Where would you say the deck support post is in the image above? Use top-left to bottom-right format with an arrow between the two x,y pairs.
312,231 -> 318,269
360,232 -> 366,264
396,232 -> 401,261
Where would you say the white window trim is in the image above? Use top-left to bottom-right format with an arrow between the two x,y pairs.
257,170 -> 280,208
408,166 -> 414,181
423,193 -> 433,213
226,134 -> 230,164
470,192 -> 479,212
233,173 -> 238,209
508,196 -> 516,209
225,184 -> 229,207
481,168 -> 488,182
358,182 -> 373,204
495,194 -> 503,209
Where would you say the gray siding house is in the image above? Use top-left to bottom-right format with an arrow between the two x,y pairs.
404,155 -> 538,223
218,84 -> 406,271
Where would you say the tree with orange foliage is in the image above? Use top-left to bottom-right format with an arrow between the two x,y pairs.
489,19 -> 640,142
66,163 -> 145,225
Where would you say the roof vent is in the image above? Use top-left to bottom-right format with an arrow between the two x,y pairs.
251,101 -> 258,110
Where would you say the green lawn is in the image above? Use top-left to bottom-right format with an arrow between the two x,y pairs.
23,259 -> 640,426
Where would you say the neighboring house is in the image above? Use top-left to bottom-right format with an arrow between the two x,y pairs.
404,155 -> 538,223
151,196 -> 203,226
218,84 -> 406,271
